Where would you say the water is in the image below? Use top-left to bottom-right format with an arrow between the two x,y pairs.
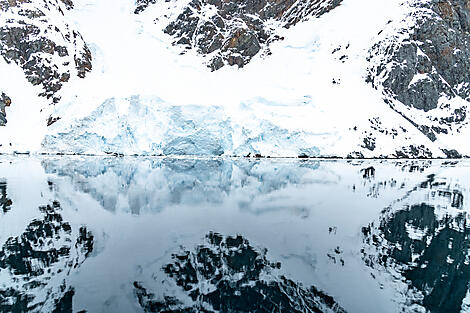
0,156 -> 469,313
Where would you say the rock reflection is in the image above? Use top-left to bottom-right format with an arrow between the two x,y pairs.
134,232 -> 346,313
0,181 -> 12,214
362,174 -> 469,313
0,201 -> 94,313
1,157 -> 468,313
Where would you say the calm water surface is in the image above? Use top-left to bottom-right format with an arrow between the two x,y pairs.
0,156 -> 469,313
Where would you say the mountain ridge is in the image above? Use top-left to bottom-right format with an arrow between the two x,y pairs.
0,0 -> 469,158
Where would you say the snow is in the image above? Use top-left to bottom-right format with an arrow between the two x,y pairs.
408,73 -> 431,87
405,223 -> 427,241
0,0 -> 454,157
0,59 -> 48,153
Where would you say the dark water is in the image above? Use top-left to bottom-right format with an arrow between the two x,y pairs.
0,157 -> 469,313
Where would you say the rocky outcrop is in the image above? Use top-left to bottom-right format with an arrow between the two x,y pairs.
0,0 -> 92,105
367,0 -> 470,144
136,0 -> 342,70
0,91 -> 10,126
134,232 -> 347,313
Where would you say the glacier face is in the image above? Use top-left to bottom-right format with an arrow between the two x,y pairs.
42,95 -> 324,157
0,0 -> 470,157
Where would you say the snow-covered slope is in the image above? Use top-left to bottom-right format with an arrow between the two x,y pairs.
0,0 -> 470,157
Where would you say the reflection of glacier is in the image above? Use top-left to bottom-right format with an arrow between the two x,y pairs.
42,158 -> 453,216
362,173 -> 470,313
42,157 -> 328,215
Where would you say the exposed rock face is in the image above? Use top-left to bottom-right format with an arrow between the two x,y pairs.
0,91 -> 10,126
136,0 -> 342,70
0,0 -> 92,104
362,174 -> 469,313
0,200 -> 94,312
393,144 -> 433,158
134,232 -> 347,313
367,0 -> 470,144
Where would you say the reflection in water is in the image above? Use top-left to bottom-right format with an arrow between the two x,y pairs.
0,157 -> 469,313
0,199 -> 94,313
41,158 -> 323,216
362,173 -> 470,313
0,181 -> 12,214
135,232 -> 346,313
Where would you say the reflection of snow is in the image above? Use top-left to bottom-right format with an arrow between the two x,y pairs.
1,157 -> 470,313
405,223 -> 427,241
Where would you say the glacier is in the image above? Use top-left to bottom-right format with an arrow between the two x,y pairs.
42,95 -> 324,156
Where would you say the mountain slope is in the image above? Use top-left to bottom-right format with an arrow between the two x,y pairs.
0,0 -> 469,157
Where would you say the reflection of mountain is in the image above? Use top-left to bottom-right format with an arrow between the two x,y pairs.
0,181 -> 12,214
0,200 -> 93,313
41,158 -> 324,214
362,174 -> 469,313
134,232 -> 346,313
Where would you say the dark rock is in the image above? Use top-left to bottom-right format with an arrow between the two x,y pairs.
0,112 -> 6,126
1,92 -> 11,107
347,151 -> 365,159
394,145 -> 433,159
441,148 -> 462,159
47,116 -> 61,126
362,136 -> 376,151
367,0 -> 470,143
363,178 -> 470,313
369,0 -> 470,111
0,0 -> 92,104
60,0 -> 74,10
0,91 -> 10,126
362,166 -> 375,179
0,181 -> 12,213
137,0 -> 342,70
52,289 -> 74,313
